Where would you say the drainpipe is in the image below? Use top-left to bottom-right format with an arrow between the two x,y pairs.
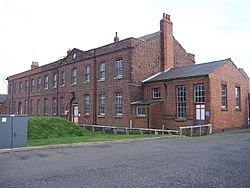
28,76 -> 30,115
56,69 -> 59,116
93,49 -> 97,125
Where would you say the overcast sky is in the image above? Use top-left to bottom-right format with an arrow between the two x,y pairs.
0,0 -> 249,94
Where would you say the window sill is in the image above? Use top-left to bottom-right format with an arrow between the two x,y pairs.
175,118 -> 187,122
71,84 -> 77,86
221,108 -> 228,111
115,115 -> 123,119
83,81 -> 90,84
114,76 -> 122,80
98,115 -> 105,118
98,79 -> 105,82
60,85 -> 65,87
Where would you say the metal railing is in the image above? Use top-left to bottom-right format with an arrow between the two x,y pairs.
179,124 -> 212,137
79,124 -> 179,135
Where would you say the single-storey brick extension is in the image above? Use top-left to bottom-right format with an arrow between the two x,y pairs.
2,13 -> 249,131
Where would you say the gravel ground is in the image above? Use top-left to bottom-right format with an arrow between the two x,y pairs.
0,129 -> 250,188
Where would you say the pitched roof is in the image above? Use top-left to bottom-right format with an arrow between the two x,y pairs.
138,31 -> 160,41
143,58 -> 231,83
0,94 -> 7,103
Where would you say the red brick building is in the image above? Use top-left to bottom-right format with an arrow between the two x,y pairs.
4,13 -> 249,131
0,94 -> 7,114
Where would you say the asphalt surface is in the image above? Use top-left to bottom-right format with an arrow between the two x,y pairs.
0,129 -> 250,188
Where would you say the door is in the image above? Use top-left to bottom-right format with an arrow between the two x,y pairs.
18,102 -> 22,114
71,104 -> 78,124
196,104 -> 205,125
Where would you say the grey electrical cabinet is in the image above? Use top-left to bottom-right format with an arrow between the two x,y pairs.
0,115 -> 28,149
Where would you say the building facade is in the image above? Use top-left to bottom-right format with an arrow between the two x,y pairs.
4,13 -> 249,131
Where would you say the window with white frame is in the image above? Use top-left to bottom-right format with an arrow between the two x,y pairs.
98,94 -> 105,116
60,97 -> 64,116
98,63 -> 105,80
37,77 -> 42,91
194,84 -> 205,103
52,73 -> 57,88
84,95 -> 90,115
60,70 -> 65,87
153,88 -> 161,98
30,99 -> 34,115
44,75 -> 48,89
25,80 -> 28,94
24,100 -> 28,114
235,87 -> 240,109
31,79 -> 34,92
14,83 -> 17,94
19,81 -> 23,94
221,84 -> 227,109
37,99 -> 40,116
52,97 -> 56,115
71,69 -> 77,85
115,59 -> 123,78
84,66 -> 90,82
136,106 -> 146,117
115,92 -> 123,116
177,86 -> 186,119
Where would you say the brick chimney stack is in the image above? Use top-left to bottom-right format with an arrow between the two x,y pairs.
114,32 -> 119,43
160,13 -> 174,70
31,61 -> 39,69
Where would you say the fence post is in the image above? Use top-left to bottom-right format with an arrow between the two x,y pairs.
92,126 -> 95,132
180,128 -> 182,136
199,126 -> 202,136
190,127 -> 193,137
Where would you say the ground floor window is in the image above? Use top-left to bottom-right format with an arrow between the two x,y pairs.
177,86 -> 186,119
136,106 -> 146,117
115,92 -> 123,116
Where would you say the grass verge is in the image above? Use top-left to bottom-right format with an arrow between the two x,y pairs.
28,117 -> 166,146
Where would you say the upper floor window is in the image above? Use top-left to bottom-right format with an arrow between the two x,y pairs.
235,87 -> 241,110
14,83 -> 17,94
84,66 -> 90,82
52,73 -> 57,88
115,59 -> 123,78
71,69 -> 77,85
194,84 -> 205,103
153,88 -> 161,98
9,83 -> 12,95
19,81 -> 23,94
177,86 -> 186,119
98,94 -> 105,116
38,77 -> 42,91
98,63 -> 105,81
44,75 -> 49,89
25,80 -> 28,94
60,70 -> 65,87
31,79 -> 34,92
84,95 -> 90,116
115,92 -> 123,116
221,84 -> 227,109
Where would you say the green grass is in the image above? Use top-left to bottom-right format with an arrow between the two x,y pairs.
28,117 -> 163,146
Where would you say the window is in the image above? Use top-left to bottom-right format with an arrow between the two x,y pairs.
60,97 -> 64,116
71,69 -> 77,85
115,92 -> 123,116
24,100 -> 28,114
37,99 -> 41,116
9,83 -> 12,95
52,97 -> 56,115
98,94 -> 105,116
31,79 -> 34,92
115,59 -> 123,78
221,84 -> 227,109
98,63 -> 105,81
194,84 -> 205,103
60,70 -> 65,86
153,88 -> 161,98
236,87 -> 241,109
177,86 -> 186,119
84,66 -> 90,82
14,83 -> 17,94
38,77 -> 42,91
84,95 -> 90,115
136,106 -> 146,117
25,80 -> 28,94
44,75 -> 49,89
52,73 -> 57,88
44,98 -> 48,115
19,81 -> 23,94
30,99 -> 34,115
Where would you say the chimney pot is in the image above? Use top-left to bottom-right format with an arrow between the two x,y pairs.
114,32 -> 119,43
31,61 -> 39,69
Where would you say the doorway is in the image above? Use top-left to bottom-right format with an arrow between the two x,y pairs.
70,98 -> 78,124
195,104 -> 205,125
18,102 -> 22,114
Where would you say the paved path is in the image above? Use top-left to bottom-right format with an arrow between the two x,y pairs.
1,129 -> 250,188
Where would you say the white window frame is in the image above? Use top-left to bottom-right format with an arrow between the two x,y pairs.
84,95 -> 90,116
221,84 -> 227,109
98,94 -> 105,116
44,76 -> 49,90
177,86 -> 186,119
71,69 -> 77,85
153,88 -> 161,98
98,63 -> 105,81
84,66 -> 91,82
194,84 -> 205,103
52,73 -> 57,88
136,106 -> 146,117
115,92 -> 123,116
235,87 -> 240,109
115,59 -> 123,79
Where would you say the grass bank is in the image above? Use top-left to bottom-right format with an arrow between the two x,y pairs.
28,117 -> 163,146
